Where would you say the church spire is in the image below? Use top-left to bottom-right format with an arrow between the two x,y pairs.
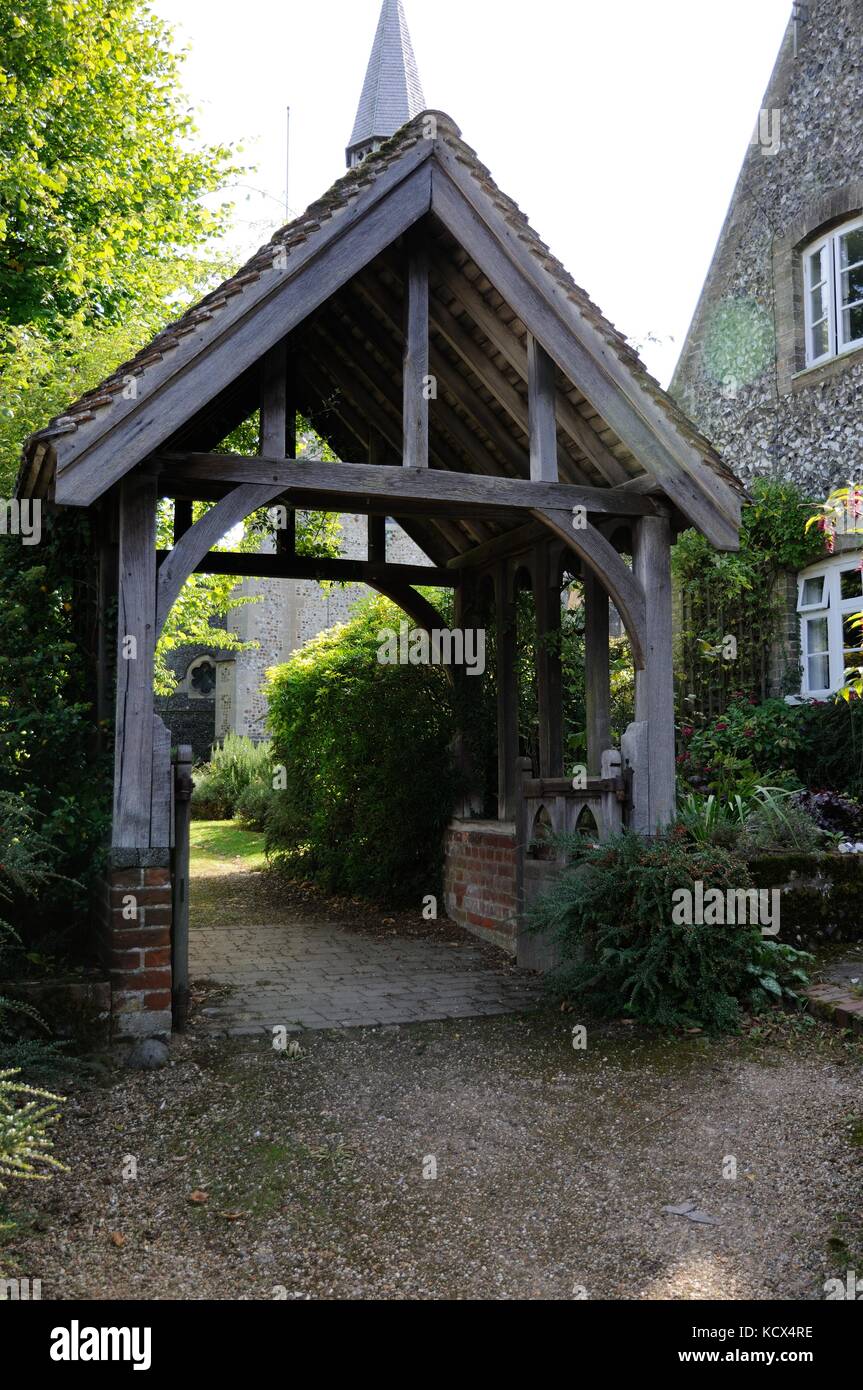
346,0 -> 426,169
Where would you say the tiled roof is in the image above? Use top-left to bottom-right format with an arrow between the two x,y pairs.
348,0 -> 425,155
22,110 -> 744,504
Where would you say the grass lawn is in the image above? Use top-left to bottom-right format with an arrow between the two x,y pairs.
190,819 -> 266,877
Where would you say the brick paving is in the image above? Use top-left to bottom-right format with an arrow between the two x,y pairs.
189,916 -> 542,1036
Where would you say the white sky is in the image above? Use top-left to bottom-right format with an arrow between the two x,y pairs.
151,0 -> 792,386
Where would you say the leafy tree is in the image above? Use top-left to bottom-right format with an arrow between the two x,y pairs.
0,0 -> 236,328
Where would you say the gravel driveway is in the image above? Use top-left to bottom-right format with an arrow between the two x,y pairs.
4,1011 -> 862,1300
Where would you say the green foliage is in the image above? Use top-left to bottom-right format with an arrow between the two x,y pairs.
235,780 -> 280,833
192,734 -> 273,821
265,595 -> 462,904
528,828 -> 811,1031
0,1069 -> 65,1189
0,515 -> 110,942
674,478 -> 826,713
0,0 -> 237,329
680,693 -> 863,802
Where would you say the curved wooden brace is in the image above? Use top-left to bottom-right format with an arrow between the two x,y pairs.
369,579 -> 455,689
157,483 -> 288,635
531,507 -> 647,670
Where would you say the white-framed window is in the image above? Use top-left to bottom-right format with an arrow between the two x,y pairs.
797,554 -> 863,695
803,217 -> 863,366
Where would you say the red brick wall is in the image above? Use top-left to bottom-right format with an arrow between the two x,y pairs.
443,820 -> 518,953
94,865 -> 173,1038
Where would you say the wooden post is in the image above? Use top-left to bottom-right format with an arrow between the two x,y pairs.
368,515 -> 386,565
403,231 -> 429,469
171,745 -> 194,1031
112,475 -> 158,848
533,543 -> 563,777
584,571 -> 611,777
494,562 -> 519,821
527,335 -> 558,483
633,512 -> 676,830
260,342 -> 296,556
172,499 -> 192,545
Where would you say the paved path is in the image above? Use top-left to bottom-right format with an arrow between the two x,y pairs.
189,915 -> 542,1035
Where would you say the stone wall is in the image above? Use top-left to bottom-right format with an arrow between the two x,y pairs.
443,820 -> 518,953
671,0 -> 863,500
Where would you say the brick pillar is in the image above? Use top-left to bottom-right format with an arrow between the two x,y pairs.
98,858 -> 173,1039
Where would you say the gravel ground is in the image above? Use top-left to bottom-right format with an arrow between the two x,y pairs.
3,1010 -> 862,1301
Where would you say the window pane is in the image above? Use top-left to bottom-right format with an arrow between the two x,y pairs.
843,613 -> 863,652
839,227 -> 863,268
841,303 -> 863,344
801,575 -> 825,606
808,245 -> 827,285
811,318 -> 830,358
841,264 -> 863,305
840,567 -> 863,601
806,616 -> 829,654
808,653 -> 831,689
810,283 -> 826,321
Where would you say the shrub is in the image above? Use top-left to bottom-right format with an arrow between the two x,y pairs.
235,781 -> 279,832
265,595 -> 462,904
191,734 -> 273,820
528,828 -> 811,1031
790,788 -> 863,838
0,1070 -> 65,1190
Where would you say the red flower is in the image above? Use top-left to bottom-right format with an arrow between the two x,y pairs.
743,728 -> 754,738
681,725 -> 694,739
715,721 -> 728,732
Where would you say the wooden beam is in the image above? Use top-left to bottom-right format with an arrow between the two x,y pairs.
368,515 -> 386,565
430,161 -> 740,547
347,276 -> 529,479
403,231 -> 429,468
430,250 -> 630,486
584,571 -> 611,777
633,513 -> 676,830
531,506 -> 647,670
157,481 -> 288,636
153,454 -> 660,521
158,550 -> 454,587
527,335 -> 558,483
259,342 -> 288,457
173,499 -> 192,544
533,543 -> 564,777
494,563 -> 519,820
54,157 -> 434,506
113,475 -> 158,848
446,520 -> 546,570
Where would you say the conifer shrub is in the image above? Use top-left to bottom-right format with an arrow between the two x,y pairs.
264,596 -> 462,904
528,828 -> 811,1031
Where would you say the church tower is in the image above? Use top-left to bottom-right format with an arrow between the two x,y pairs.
346,0 -> 426,168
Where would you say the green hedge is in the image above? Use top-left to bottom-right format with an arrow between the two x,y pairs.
264,595 -> 462,904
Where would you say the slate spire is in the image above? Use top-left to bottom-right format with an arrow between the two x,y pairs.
346,0 -> 426,168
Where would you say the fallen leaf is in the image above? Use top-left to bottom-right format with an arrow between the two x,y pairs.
110,1232 -> 126,1248
187,1190 -> 209,1205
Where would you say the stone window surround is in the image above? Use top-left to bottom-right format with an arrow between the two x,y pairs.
183,653 -> 217,700
773,181 -> 863,395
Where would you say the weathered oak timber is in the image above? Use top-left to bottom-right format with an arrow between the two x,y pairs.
402,230 -> 429,468
429,250 -> 630,486
54,159 -> 434,506
494,562 -> 519,821
430,158 -> 740,549
633,513 -> 676,830
527,335 -> 558,483
446,520 -> 546,570
532,506 -> 647,670
584,570 -> 611,777
157,550 -> 454,587
112,475 -> 158,848
533,543 -> 564,776
152,454 -> 659,520
156,482 -> 288,636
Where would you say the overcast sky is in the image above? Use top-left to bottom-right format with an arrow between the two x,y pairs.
152,0 -> 792,386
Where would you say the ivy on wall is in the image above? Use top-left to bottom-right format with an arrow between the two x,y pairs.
672,478 -> 826,719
